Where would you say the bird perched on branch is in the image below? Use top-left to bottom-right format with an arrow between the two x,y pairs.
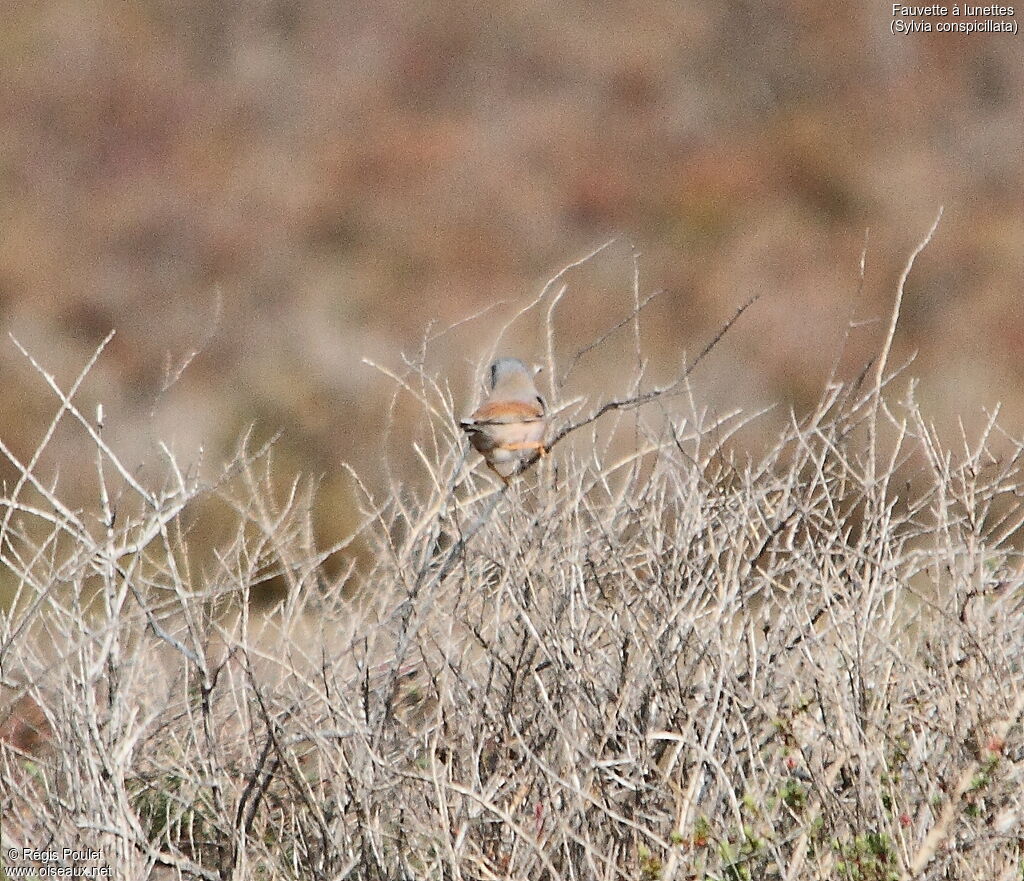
460,357 -> 547,482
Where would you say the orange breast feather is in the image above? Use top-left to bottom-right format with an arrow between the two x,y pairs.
469,400 -> 544,424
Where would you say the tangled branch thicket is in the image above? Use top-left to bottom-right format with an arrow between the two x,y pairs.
2,237 -> 1023,881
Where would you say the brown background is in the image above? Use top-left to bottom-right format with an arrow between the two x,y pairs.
2,0 -> 1022,564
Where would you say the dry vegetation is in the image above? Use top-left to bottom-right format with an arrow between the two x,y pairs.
2,242 -> 1023,880
4,0 -> 1024,555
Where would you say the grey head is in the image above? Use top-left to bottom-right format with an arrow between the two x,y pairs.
489,357 -> 532,389
483,357 -> 545,411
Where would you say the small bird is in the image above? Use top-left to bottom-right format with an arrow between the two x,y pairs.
460,357 -> 547,481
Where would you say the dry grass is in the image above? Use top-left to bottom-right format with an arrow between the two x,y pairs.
2,236 -> 1023,880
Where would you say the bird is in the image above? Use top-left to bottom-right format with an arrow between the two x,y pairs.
460,357 -> 547,482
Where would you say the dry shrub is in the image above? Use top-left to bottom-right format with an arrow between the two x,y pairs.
2,231 -> 1023,880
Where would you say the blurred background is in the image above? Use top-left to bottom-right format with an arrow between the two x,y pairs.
2,0 -> 1022,572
